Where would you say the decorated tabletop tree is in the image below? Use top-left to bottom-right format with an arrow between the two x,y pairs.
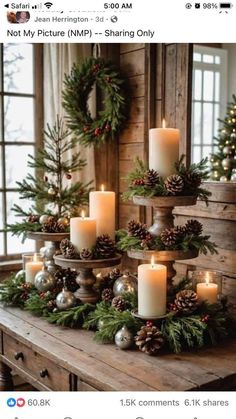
8,117 -> 93,240
210,94 -> 236,181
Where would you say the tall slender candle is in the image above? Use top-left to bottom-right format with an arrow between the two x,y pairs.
138,256 -> 167,317
25,253 -> 43,284
149,119 -> 180,178
196,278 -> 218,304
70,211 -> 97,252
89,185 -> 115,239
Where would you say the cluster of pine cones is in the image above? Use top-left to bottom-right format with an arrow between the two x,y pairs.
60,234 -> 116,260
128,220 -> 153,249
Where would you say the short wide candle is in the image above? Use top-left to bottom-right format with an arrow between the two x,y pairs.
149,121 -> 180,178
25,254 -> 43,284
89,186 -> 115,239
196,280 -> 218,304
70,215 -> 96,253
138,262 -> 167,317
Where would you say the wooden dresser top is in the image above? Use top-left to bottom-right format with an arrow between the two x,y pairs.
1,306 -> 236,391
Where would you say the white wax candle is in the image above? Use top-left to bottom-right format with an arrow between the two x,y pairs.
25,254 -> 43,284
138,259 -> 167,317
70,212 -> 97,252
196,280 -> 218,304
89,185 -> 115,239
149,120 -> 180,178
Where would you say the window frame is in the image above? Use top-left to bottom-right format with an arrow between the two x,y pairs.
0,43 -> 43,262
191,45 -> 228,163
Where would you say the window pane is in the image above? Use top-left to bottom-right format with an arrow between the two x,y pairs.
5,146 -> 34,188
193,102 -> 201,145
192,146 -> 201,164
203,103 -> 213,144
0,193 -> 3,229
215,72 -> 220,102
214,104 -> 220,137
6,191 -> 33,225
4,97 -> 34,142
203,71 -> 214,101
0,146 -> 3,188
3,43 -> 33,94
203,54 -> 214,64
215,56 -> 221,65
194,70 -> 202,100
193,52 -> 201,62
0,232 -> 4,256
7,233 -> 35,255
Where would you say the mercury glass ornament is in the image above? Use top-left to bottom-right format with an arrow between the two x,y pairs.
44,244 -> 56,260
115,326 -> 134,350
231,169 -> 236,181
35,266 -> 56,292
15,269 -> 25,280
39,214 -> 50,225
56,288 -> 76,310
222,157 -> 232,170
58,217 -> 70,227
45,260 -> 56,274
40,246 -> 47,257
113,272 -> 137,297
220,176 -> 228,182
223,146 -> 231,156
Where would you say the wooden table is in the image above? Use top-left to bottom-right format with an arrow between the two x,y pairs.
1,306 -> 236,391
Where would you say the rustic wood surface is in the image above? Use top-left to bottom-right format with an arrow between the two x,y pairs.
133,195 -> 197,208
26,232 -> 70,242
0,306 -> 236,391
54,254 -> 122,270
127,249 -> 198,262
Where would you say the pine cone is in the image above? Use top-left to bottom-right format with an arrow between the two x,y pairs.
144,169 -> 160,187
111,296 -> 126,312
101,288 -> 114,302
54,268 -> 78,292
28,214 -> 40,223
128,220 -> 148,240
109,268 -> 121,281
47,299 -> 57,312
185,219 -> 203,236
174,225 -> 187,241
165,174 -> 184,195
80,248 -> 93,260
56,221 -> 66,232
141,233 -> 154,249
184,172 -> 202,191
135,325 -> 165,355
95,235 -> 116,259
42,216 -> 58,233
160,228 -> 179,247
60,239 -> 78,259
175,289 -> 198,314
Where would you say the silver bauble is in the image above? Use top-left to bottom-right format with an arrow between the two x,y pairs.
56,288 -> 76,310
34,267 -> 56,292
231,169 -> 236,181
45,260 -> 56,274
15,269 -> 25,280
40,246 -> 47,257
222,157 -> 232,170
39,214 -> 50,225
231,132 -> 236,140
220,175 -> 228,182
115,326 -> 134,350
223,146 -> 231,156
113,272 -> 137,297
48,187 -> 56,196
44,244 -> 56,260
58,217 -> 70,227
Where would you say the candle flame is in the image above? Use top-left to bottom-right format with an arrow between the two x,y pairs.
33,253 -> 37,262
101,184 -> 105,192
162,119 -> 166,129
81,210 -> 85,219
151,255 -> 155,268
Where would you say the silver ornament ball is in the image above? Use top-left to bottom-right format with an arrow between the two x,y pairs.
44,244 -> 56,260
39,214 -> 50,225
39,246 -> 47,257
223,146 -> 232,156
35,268 -> 56,292
115,326 -> 134,350
56,288 -> 76,310
222,157 -> 232,170
220,176 -> 228,182
15,269 -> 25,280
113,272 -> 137,297
45,260 -> 56,274
231,169 -> 236,181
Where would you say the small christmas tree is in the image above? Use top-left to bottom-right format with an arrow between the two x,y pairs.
210,95 -> 236,181
8,117 -> 93,240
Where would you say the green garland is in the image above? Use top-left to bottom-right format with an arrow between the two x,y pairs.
123,155 -> 211,203
1,274 -> 235,355
62,57 -> 127,147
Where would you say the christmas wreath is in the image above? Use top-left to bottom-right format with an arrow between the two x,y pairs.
62,57 -> 127,147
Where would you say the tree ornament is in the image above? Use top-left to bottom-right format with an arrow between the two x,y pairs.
35,266 -> 56,292
231,132 -> 236,140
231,169 -> 236,181
127,220 -> 148,240
222,157 -> 232,170
101,288 -> 114,302
95,234 -> 116,259
220,175 -> 228,182
144,169 -> 160,187
185,219 -> 203,236
175,289 -> 198,314
62,57 -> 127,147
15,269 -> 25,280
56,287 -> 77,310
80,248 -> 93,260
111,296 -> 127,312
58,217 -> 70,227
223,146 -> 232,156
39,214 -> 51,225
113,272 -> 137,297
60,238 -> 79,259
115,326 -> 134,350
48,187 -> 56,196
135,325 -> 165,355
27,214 -> 40,224
165,174 -> 184,195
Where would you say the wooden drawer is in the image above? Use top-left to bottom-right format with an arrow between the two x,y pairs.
3,333 -> 70,391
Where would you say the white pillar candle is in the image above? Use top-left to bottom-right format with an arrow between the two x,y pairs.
70,211 -> 97,253
196,280 -> 218,304
138,257 -> 167,317
25,254 -> 43,284
89,185 -> 115,239
149,120 -> 180,178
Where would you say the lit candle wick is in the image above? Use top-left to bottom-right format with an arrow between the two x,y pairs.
151,255 -> 155,269
162,118 -> 166,129
101,184 -> 105,192
81,210 -> 85,219
33,253 -> 37,262
206,278 -> 209,286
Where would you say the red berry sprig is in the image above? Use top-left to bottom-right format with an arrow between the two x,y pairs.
94,127 -> 102,137
201,314 -> 210,323
133,178 -> 145,186
146,321 -> 153,327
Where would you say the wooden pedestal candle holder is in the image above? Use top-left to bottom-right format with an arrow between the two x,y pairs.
54,254 -> 122,304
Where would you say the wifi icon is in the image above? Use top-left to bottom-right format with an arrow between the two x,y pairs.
44,2 -> 53,8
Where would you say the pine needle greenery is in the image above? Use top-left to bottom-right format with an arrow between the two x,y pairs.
46,303 -> 95,328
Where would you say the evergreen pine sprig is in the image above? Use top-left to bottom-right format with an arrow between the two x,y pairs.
24,292 -> 52,317
0,274 -> 35,307
46,303 -> 95,328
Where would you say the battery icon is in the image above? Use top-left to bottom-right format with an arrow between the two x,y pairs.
219,2 -> 232,8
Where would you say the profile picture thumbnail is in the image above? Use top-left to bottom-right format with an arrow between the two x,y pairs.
16,11 -> 30,24
7,11 -> 17,23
